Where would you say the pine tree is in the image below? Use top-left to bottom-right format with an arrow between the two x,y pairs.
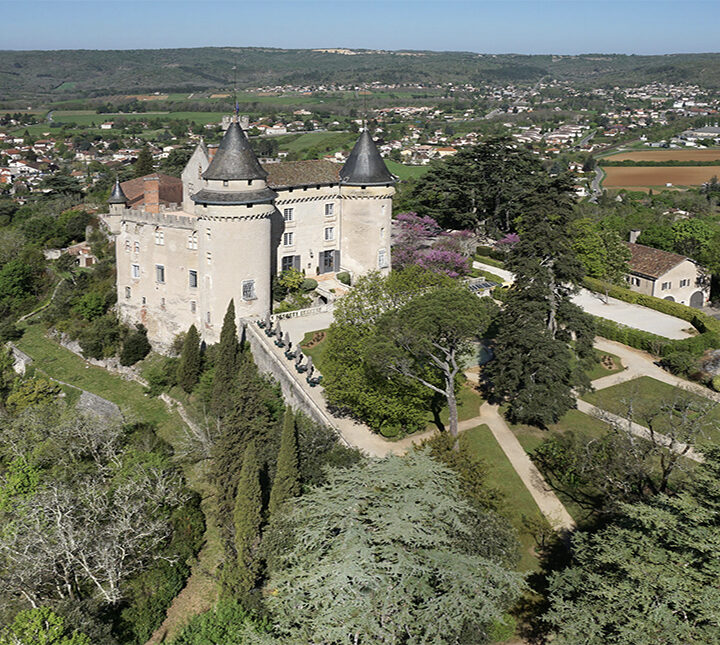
133,145 -> 154,177
177,324 -> 201,393
268,407 -> 300,516
210,300 -> 239,417
232,440 -> 263,596
487,177 -> 595,426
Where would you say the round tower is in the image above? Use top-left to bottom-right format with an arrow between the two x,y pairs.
191,120 -> 275,341
107,178 -> 128,214
339,130 -> 396,278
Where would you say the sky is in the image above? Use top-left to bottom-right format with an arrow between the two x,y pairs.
2,0 -> 719,55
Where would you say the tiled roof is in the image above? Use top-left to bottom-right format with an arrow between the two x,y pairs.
626,242 -> 687,279
264,160 -> 340,189
120,173 -> 182,208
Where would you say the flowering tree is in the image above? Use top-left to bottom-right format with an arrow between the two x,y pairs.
392,212 -> 471,278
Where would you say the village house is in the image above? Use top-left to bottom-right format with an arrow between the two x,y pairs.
625,234 -> 708,308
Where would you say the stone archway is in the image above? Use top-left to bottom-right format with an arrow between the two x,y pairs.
690,291 -> 704,308
664,295 -> 675,302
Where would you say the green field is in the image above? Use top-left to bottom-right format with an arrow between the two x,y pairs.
278,131 -> 356,154
582,375 -> 720,441
385,159 -> 430,180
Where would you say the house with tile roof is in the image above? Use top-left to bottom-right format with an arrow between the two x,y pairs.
625,239 -> 708,308
104,123 -> 396,348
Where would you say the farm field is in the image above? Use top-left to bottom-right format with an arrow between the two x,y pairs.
602,165 -> 720,189
603,148 -> 720,162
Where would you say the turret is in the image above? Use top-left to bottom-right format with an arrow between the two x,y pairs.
191,121 -> 276,341
339,130 -> 396,277
108,178 -> 128,214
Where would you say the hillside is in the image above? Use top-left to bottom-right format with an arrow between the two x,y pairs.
2,47 -> 720,101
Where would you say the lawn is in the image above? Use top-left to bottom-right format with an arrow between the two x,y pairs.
582,375 -> 720,442
462,425 -> 547,572
586,348 -> 625,381
279,131 -> 357,154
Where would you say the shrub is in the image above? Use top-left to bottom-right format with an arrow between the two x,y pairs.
120,327 -> 151,366
301,278 -> 318,292
660,351 -> 698,376
337,271 -> 351,285
0,320 -> 23,342
142,356 -> 179,396
711,376 -> 720,392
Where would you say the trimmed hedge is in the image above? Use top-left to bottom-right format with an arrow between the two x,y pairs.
301,278 -> 318,292
337,272 -> 351,286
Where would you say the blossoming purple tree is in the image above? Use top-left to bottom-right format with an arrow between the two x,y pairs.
392,212 -> 472,278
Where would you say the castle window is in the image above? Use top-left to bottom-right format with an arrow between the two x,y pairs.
125,286 -> 131,299
223,180 -> 228,187
190,300 -> 196,313
380,227 -> 385,239
206,311 -> 211,324
283,208 -> 294,222
661,281 -> 671,291
242,279 -> 256,301
206,252 -> 212,265
134,241 -> 140,253
124,240 -> 130,252
197,165 -> 202,178
156,264 -> 165,283
188,231 -> 198,249
283,232 -> 294,246
131,264 -> 140,279
680,278 -> 691,287
189,270 -> 198,288
155,228 -> 164,245
161,297 -> 165,308
248,180 -> 253,186
206,228 -> 211,240
142,296 -> 146,305
325,203 -> 334,216
378,248 -> 388,269
281,255 -> 299,272
324,227 -> 334,241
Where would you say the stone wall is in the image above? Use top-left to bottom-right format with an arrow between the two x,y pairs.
244,322 -> 348,445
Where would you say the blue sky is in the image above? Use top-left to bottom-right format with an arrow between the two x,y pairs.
3,0 -> 718,54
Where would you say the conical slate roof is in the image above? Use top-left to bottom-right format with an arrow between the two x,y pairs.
202,121 -> 267,181
108,178 -> 128,204
340,130 -> 396,186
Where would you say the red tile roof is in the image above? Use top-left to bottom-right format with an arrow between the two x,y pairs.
120,173 -> 182,208
626,242 -> 686,279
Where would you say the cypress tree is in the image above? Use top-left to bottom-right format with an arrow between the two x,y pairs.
133,145 -> 154,177
268,407 -> 301,516
233,440 -> 263,595
210,300 -> 239,417
177,324 -> 201,393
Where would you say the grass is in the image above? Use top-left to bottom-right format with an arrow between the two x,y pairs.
385,160 -> 430,180
462,425 -> 547,572
510,409 -> 610,524
278,131 -> 356,154
582,375 -> 720,442
300,329 -> 330,372
473,254 -> 506,269
586,348 -> 626,381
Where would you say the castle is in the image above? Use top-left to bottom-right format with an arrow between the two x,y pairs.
104,122 -> 396,349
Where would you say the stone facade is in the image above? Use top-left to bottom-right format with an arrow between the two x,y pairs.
106,127 -> 395,349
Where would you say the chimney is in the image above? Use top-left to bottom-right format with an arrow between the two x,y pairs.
208,145 -> 218,161
144,175 -> 160,214
629,229 -> 641,244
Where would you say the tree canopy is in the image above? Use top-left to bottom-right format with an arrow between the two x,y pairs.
264,453 -> 524,644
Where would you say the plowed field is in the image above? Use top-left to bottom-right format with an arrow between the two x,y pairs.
603,166 -> 720,189
605,149 -> 720,162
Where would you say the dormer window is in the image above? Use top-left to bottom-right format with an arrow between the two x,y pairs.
223,180 -> 229,187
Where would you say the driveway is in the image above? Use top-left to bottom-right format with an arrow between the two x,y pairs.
473,260 -> 693,340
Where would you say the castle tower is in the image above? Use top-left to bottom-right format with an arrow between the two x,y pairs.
107,178 -> 128,215
191,121 -> 276,341
339,130 -> 396,277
